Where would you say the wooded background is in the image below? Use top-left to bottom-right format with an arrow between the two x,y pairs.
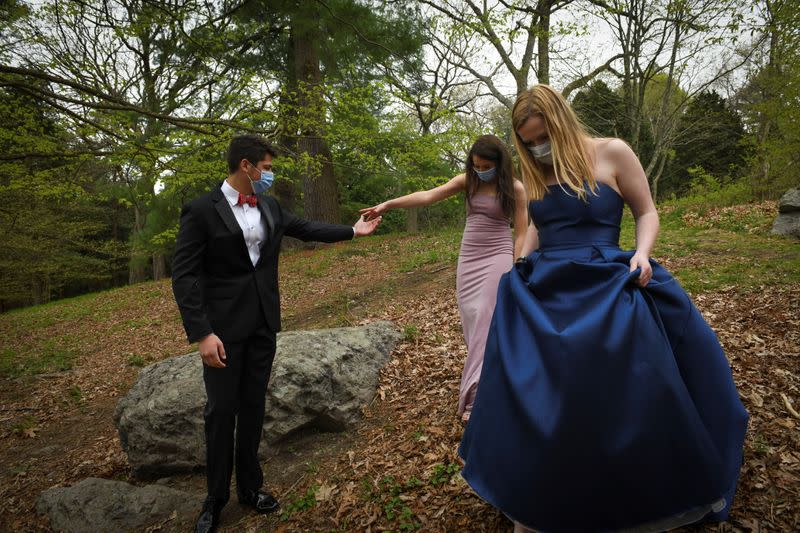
0,0 -> 797,309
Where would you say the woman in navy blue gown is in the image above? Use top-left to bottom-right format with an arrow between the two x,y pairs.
459,85 -> 748,533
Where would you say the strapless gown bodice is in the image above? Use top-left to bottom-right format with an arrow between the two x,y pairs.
530,182 -> 623,248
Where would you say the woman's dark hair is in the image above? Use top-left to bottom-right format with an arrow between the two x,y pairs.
227,135 -> 277,173
465,135 -> 516,221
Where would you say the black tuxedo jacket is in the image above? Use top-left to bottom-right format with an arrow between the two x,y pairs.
171,185 -> 354,343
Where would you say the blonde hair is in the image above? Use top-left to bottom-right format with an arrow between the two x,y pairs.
511,84 -> 596,200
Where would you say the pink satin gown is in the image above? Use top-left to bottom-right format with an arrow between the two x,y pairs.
456,194 -> 513,415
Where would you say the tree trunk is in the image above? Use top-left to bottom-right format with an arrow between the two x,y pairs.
30,273 -> 47,305
152,253 -> 167,281
536,0 -> 550,84
128,253 -> 147,284
279,30 -> 299,158
128,205 -> 147,284
650,151 -> 668,203
406,207 -> 419,233
753,7 -> 779,200
292,15 -> 340,223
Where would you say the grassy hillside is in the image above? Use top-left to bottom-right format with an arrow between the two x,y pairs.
1,194 -> 795,382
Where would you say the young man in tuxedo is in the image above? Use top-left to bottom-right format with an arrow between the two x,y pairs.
172,135 -> 381,533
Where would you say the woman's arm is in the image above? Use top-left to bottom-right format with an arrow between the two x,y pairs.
608,139 -> 659,286
520,222 -> 539,258
512,180 -> 529,258
360,173 -> 466,218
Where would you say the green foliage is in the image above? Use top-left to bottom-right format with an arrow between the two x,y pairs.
403,325 -> 419,341
429,462 -> 460,486
11,415 -> 37,436
326,82 -> 471,232
642,74 -> 689,121
573,81 -> 626,138
619,182 -> 800,293
279,484 -> 319,520
128,355 -> 147,367
738,0 -> 800,198
0,86 -> 128,308
666,181 -> 754,211
3,0 -> 795,312
660,91 -> 748,198
396,231 -> 460,272
68,385 -> 84,406
687,166 -> 722,197
359,475 -> 422,531
0,338 -> 76,379
572,80 -> 657,169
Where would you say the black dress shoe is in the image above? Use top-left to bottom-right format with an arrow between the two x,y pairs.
238,489 -> 280,514
195,498 -> 224,533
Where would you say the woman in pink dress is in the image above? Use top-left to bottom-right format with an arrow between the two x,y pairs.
361,135 -> 528,422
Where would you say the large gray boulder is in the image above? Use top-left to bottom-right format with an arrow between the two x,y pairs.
115,321 -> 400,477
772,188 -> 800,238
778,187 -> 800,213
37,478 -> 195,533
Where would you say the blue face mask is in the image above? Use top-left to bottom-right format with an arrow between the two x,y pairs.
475,167 -> 497,182
245,161 -> 274,194
529,142 -> 553,165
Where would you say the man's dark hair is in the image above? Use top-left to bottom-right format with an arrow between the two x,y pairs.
227,135 -> 277,173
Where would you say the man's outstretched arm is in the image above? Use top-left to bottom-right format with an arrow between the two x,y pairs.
283,204 -> 381,242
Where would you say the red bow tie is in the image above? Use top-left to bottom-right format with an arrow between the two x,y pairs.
237,193 -> 258,207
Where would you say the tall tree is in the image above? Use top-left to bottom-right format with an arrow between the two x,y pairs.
0,85 -> 127,308
662,90 -> 747,197
591,0 -> 753,198
572,80 -> 625,138
736,0 -> 800,198
237,0 -> 424,223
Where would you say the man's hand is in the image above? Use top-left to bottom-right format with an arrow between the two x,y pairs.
353,214 -> 381,237
199,333 -> 227,368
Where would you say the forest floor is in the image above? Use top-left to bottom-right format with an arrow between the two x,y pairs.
0,199 -> 798,532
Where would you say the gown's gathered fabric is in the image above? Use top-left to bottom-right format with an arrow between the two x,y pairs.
456,193 -> 513,415
459,182 -> 748,532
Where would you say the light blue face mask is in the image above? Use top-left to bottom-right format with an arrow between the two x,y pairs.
529,141 -> 553,166
475,167 -> 497,182
245,161 -> 274,194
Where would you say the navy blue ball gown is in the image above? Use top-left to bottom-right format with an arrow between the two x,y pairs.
459,182 -> 748,532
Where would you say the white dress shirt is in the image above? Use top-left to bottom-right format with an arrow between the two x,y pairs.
221,180 -> 265,267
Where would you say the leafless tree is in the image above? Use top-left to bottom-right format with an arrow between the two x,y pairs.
591,0 -> 756,196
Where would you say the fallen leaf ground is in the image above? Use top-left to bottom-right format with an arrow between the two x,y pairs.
0,201 -> 797,532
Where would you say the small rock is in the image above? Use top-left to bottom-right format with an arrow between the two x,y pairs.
772,213 -> 800,238
36,477 -> 196,533
778,187 -> 800,213
772,188 -> 800,238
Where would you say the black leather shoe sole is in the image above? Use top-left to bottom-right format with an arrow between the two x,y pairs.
239,491 -> 280,514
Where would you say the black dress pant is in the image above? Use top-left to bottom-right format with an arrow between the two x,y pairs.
202,325 -> 276,503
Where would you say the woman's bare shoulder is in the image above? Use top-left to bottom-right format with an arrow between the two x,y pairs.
594,137 -> 634,158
